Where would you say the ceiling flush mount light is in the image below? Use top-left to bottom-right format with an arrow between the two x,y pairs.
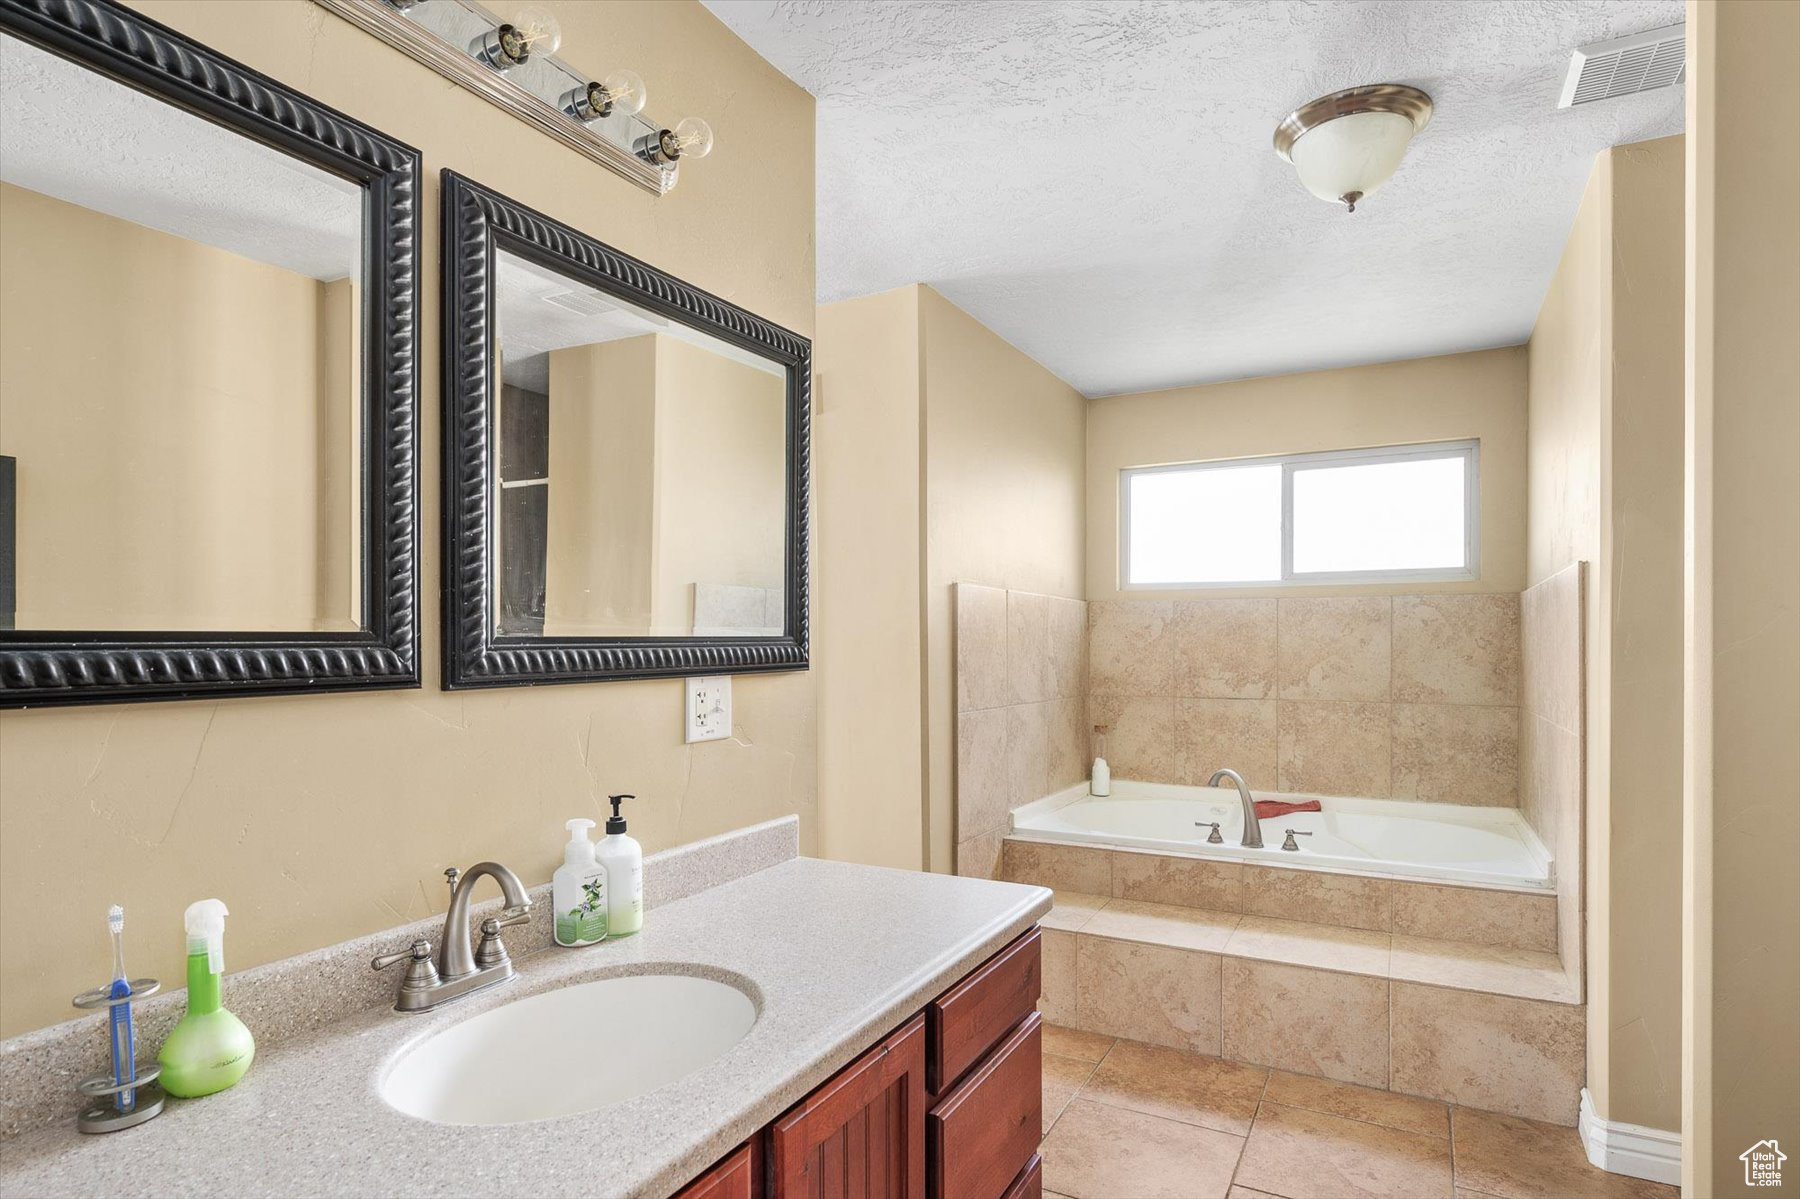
1274,84 -> 1433,213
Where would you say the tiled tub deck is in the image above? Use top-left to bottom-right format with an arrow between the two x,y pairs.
1003,837 -> 1584,1128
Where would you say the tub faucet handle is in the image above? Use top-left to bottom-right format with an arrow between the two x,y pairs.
1281,829 -> 1314,852
1195,821 -> 1224,845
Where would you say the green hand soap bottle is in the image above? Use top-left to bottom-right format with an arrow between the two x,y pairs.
157,899 -> 255,1098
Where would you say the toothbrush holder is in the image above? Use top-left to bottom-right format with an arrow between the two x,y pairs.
70,978 -> 165,1133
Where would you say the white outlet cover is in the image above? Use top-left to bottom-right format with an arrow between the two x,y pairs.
685,675 -> 731,744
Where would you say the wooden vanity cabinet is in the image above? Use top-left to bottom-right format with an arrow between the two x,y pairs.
675,927 -> 1041,1199
768,1014 -> 928,1197
678,1141 -> 761,1199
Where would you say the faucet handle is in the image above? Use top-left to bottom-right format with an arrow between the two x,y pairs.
474,910 -> 531,971
372,938 -> 441,1005
1194,821 -> 1224,845
372,938 -> 432,970
1281,829 -> 1315,852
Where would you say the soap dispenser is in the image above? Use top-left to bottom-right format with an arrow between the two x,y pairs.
596,794 -> 642,937
157,899 -> 255,1098
553,818 -> 607,946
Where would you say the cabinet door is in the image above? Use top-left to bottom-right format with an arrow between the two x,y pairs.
675,1142 -> 759,1199
769,1014 -> 927,1199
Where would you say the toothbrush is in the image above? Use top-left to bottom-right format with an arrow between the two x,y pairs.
106,905 -> 136,1112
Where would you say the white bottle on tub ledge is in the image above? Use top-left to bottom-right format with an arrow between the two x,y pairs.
1091,725 -> 1111,797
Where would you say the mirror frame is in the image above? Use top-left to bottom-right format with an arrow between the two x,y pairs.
0,0 -> 420,708
440,170 -> 811,688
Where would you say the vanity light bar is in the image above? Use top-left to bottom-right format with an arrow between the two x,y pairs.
312,0 -> 714,195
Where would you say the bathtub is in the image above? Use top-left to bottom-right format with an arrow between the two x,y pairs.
1010,779 -> 1553,890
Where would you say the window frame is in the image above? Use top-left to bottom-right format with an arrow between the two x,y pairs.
1119,439 -> 1481,591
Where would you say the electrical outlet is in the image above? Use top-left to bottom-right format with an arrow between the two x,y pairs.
685,675 -> 731,744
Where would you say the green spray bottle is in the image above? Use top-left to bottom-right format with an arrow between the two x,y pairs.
157,899 -> 255,1098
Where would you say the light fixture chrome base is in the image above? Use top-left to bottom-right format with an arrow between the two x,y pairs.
469,26 -> 523,72
561,82 -> 613,123
1273,83 -> 1434,161
635,129 -> 679,166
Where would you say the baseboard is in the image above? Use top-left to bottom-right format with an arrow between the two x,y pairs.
1579,1088 -> 1682,1185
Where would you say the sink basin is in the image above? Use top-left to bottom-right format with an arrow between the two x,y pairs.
380,972 -> 758,1125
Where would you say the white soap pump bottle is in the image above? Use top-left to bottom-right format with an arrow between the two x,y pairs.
1091,725 -> 1112,797
552,818 -> 607,947
596,794 -> 643,937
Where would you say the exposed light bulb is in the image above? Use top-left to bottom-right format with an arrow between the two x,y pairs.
602,69 -> 648,117
669,117 -> 714,159
636,116 -> 715,167
559,69 -> 647,124
507,5 -> 561,56
470,3 -> 561,71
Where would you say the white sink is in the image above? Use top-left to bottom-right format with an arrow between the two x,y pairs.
380,973 -> 758,1125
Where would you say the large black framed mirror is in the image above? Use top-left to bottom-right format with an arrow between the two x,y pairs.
0,0 -> 419,707
440,170 -> 809,688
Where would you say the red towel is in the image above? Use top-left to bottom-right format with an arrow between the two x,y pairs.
1254,798 -> 1322,820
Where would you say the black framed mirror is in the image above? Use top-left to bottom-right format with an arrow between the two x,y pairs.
440,170 -> 809,688
0,0 -> 419,707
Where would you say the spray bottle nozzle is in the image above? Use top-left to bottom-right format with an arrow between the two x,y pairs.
606,794 -> 634,834
183,898 -> 229,975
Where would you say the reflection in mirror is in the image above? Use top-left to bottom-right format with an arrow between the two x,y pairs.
0,33 -> 363,633
493,250 -> 788,639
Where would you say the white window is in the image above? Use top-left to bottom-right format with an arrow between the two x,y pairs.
1121,440 -> 1479,588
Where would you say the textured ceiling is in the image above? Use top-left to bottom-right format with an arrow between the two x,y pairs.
1,33 -> 360,283
703,0 -> 1684,395
497,250 -> 784,392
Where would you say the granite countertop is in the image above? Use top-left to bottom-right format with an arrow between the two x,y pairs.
0,857 -> 1050,1199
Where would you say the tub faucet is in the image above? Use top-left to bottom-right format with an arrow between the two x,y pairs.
1208,768 -> 1263,849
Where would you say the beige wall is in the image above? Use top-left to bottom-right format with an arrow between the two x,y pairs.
812,285 -> 1086,875
921,286 -> 1087,873
545,333 -> 786,636
1086,347 -> 1528,603
0,0 -> 815,1038
814,287 -> 926,870
0,181 -> 358,632
1527,136 -> 1686,1132
651,336 -> 787,631
546,335 -> 658,634
1683,2 -> 1800,1192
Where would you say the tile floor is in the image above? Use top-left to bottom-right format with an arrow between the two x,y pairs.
1037,1024 -> 1676,1199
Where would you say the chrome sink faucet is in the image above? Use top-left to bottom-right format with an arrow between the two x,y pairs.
1207,768 -> 1263,849
372,861 -> 533,1013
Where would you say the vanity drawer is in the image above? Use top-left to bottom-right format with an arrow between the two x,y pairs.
1000,1154 -> 1043,1199
927,928 -> 1040,1095
928,1012 -> 1041,1199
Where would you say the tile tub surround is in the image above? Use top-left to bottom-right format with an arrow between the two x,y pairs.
954,583 -> 1088,875
1017,877 -> 1583,1126
1520,563 -> 1585,1002
1087,594 -> 1522,805
1004,839 -> 1558,951
0,815 -> 802,1140
0,848 -> 1052,1199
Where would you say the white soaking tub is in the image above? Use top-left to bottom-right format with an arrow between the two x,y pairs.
1010,779 -> 1553,890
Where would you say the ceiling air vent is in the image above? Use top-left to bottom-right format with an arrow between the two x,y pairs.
542,289 -> 615,316
1559,23 -> 1685,108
